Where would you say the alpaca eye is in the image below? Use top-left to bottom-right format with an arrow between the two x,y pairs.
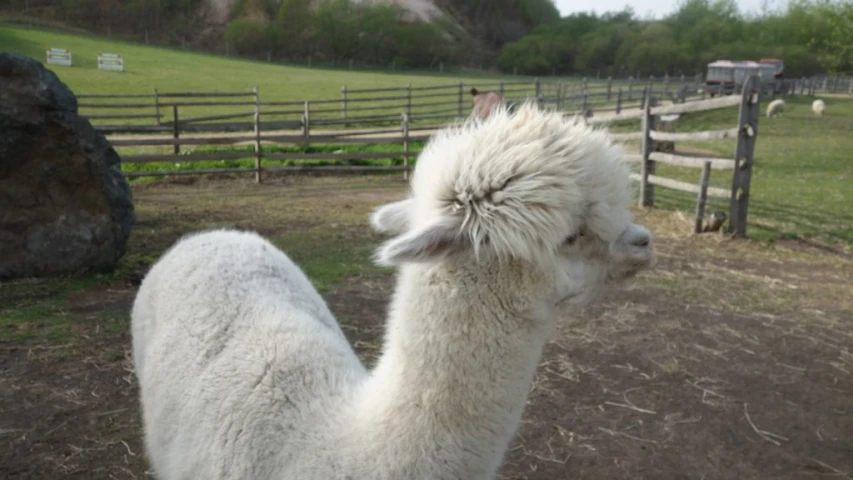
565,234 -> 578,246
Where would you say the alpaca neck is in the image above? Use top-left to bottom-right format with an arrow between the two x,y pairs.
352,260 -> 554,477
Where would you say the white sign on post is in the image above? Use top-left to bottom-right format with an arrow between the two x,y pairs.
46,48 -> 72,66
97,53 -> 125,72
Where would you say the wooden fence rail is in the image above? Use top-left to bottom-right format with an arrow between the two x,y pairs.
78,75 -> 711,134
80,71 -> 845,136
115,113 -> 438,182
579,74 -> 762,236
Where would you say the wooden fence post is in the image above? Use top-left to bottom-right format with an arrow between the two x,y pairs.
533,78 -> 541,106
728,74 -> 760,238
153,88 -> 160,125
499,79 -> 505,97
172,105 -> 180,155
616,89 -> 622,114
663,73 -> 669,97
253,86 -> 262,184
457,81 -> 464,117
556,83 -> 563,110
401,113 -> 410,181
694,161 -> 712,233
628,76 -> 634,101
639,96 -> 657,207
302,101 -> 310,137
406,83 -> 412,119
341,86 -> 347,119
606,76 -> 612,101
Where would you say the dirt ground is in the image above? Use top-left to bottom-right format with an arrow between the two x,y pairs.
1,175 -> 851,479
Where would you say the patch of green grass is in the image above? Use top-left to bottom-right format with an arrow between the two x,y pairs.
0,257 -> 145,344
1,277 -> 93,343
640,95 -> 853,246
270,229 -> 391,293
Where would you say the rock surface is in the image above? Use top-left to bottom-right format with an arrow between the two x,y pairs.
0,53 -> 135,279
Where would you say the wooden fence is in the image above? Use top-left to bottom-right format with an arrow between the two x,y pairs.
801,74 -> 853,96
112,113 -> 436,182
583,74 -> 762,237
78,74 -> 708,134
102,74 -> 772,236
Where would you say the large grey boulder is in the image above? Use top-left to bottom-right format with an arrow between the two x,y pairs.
0,53 -> 135,279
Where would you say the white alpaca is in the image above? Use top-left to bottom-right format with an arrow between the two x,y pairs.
812,99 -> 825,116
131,103 -> 654,480
766,98 -> 785,117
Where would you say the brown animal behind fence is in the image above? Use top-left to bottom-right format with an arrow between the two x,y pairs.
470,87 -> 508,120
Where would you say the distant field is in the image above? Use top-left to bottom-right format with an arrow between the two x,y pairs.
0,24 -> 544,98
0,24 -> 573,129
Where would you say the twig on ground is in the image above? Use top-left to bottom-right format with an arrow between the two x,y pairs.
807,457 -> 853,479
121,440 -> 137,456
743,403 -> 789,446
597,427 -> 659,445
603,401 -> 656,415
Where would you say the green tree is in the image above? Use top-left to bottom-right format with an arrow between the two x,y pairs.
274,0 -> 314,57
224,18 -> 267,55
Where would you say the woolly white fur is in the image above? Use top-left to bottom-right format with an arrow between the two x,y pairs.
131,102 -> 655,480
766,98 -> 786,117
812,99 -> 825,116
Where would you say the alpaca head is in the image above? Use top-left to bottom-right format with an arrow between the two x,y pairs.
370,102 -> 653,305
470,87 -> 506,121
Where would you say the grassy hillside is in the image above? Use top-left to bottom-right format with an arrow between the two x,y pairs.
0,24 -> 531,98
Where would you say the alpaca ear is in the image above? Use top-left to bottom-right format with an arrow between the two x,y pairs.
370,199 -> 413,235
470,87 -> 479,96
374,217 -> 462,266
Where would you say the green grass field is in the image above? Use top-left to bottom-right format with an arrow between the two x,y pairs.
0,24 -> 540,97
0,24 -> 606,126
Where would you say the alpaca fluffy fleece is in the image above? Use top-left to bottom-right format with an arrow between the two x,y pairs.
132,102 -> 654,480
766,98 -> 786,117
812,99 -> 825,116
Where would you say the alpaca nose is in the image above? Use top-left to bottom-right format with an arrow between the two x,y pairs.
632,233 -> 651,247
625,226 -> 652,248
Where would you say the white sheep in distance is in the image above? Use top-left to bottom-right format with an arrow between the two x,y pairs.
131,102 -> 655,480
812,99 -> 826,116
766,98 -> 786,117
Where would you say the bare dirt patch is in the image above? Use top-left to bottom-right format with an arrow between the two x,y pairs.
1,176 -> 851,479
